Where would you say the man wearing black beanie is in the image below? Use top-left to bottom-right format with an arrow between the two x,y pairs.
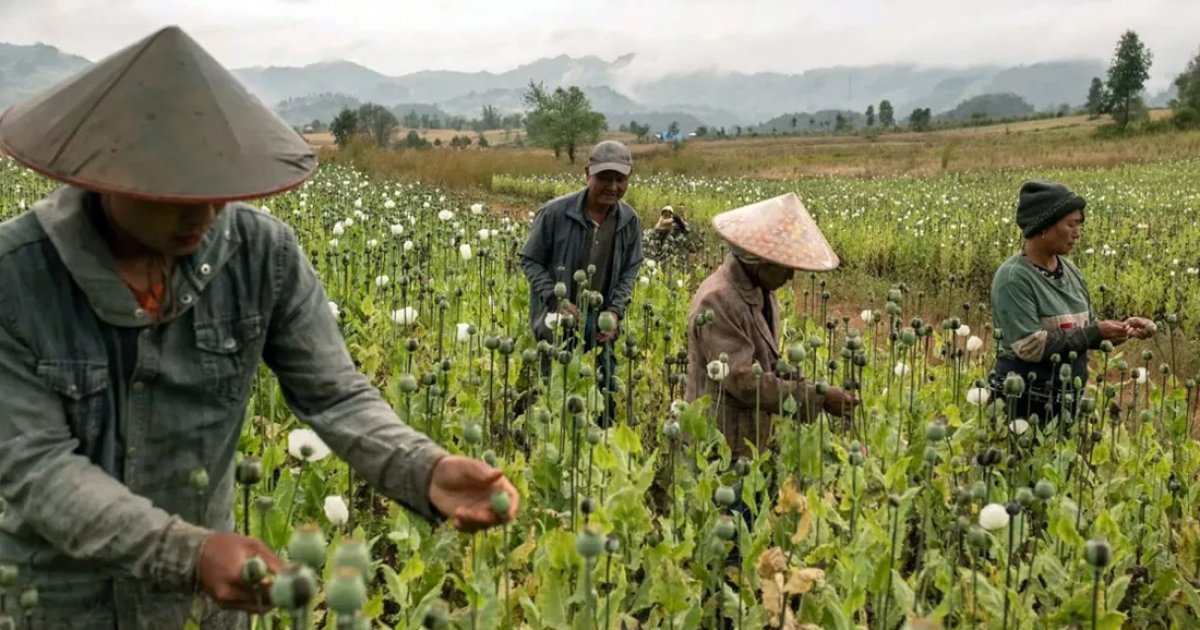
989,180 -> 1154,421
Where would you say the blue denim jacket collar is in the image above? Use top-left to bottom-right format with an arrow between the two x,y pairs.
31,186 -> 243,327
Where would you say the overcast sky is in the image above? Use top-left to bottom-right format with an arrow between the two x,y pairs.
0,0 -> 1194,90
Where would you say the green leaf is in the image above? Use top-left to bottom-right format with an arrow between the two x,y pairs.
1106,574 -> 1131,610
884,456 -> 914,490
891,569 -> 915,616
1093,442 -> 1111,465
398,556 -> 425,586
1032,550 -> 1070,595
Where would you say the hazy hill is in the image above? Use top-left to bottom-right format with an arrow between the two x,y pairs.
938,93 -> 1036,121
0,42 -> 90,110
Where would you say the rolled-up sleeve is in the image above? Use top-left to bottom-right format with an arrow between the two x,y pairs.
0,320 -> 210,591
262,224 -> 448,523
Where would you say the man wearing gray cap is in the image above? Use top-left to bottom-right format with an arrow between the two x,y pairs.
520,140 -> 644,426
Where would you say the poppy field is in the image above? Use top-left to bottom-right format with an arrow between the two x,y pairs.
3,154 -> 1200,629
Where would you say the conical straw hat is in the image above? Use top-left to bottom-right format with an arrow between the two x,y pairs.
0,26 -> 316,203
712,192 -> 839,271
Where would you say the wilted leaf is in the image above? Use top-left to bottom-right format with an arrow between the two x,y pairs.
782,567 -> 826,595
775,477 -> 807,515
757,547 -> 788,580
791,509 -> 813,544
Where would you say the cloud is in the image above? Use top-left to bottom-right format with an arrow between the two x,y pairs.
0,0 -> 1193,91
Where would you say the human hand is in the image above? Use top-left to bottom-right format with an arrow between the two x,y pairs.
197,533 -> 284,613
429,455 -> 520,533
1124,317 -> 1156,339
562,302 -> 581,320
821,387 -> 860,418
1098,320 -> 1130,343
596,311 -> 620,344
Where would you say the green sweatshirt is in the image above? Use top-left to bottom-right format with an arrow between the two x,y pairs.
991,252 -> 1101,389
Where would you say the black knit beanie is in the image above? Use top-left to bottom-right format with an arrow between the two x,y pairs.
1016,181 -> 1086,238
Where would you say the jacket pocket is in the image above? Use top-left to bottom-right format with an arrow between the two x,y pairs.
194,314 -> 265,403
36,361 -> 111,454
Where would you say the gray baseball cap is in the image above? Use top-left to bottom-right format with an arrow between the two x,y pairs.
587,140 -> 633,176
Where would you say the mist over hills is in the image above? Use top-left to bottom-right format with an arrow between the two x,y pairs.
1,42 -> 1173,134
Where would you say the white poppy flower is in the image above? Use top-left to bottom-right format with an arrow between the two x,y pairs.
639,276 -> 650,286
966,387 -> 990,405
1133,368 -> 1147,384
456,323 -> 472,343
403,240 -> 414,252
894,362 -> 910,377
384,199 -> 396,209
332,222 -> 346,236
329,239 -> 339,248
645,260 -> 658,271
460,244 -> 473,261
367,239 -> 378,249
324,495 -> 349,526
438,210 -> 454,221
287,429 -> 330,462
544,312 -> 561,329
707,360 -> 729,382
966,336 -> 984,353
354,198 -> 363,208
392,307 -> 418,326
470,203 -> 484,215
979,503 -> 1009,531
1010,419 -> 1030,435
375,275 -> 390,288
344,217 -> 355,228
390,224 -> 404,236
477,229 -> 490,241
328,302 -> 340,318
956,325 -> 971,338
861,310 -> 874,324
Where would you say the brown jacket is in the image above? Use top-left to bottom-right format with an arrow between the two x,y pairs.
685,255 -> 822,458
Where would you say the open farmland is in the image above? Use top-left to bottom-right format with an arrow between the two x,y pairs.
5,150 -> 1200,628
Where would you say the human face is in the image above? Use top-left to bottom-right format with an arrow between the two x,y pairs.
101,195 -> 224,258
585,170 -> 629,207
752,262 -> 795,291
1041,210 -> 1084,255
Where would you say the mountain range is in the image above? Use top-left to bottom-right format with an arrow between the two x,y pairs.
0,42 -> 1179,134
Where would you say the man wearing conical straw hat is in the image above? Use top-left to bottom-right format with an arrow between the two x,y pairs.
0,26 -> 518,627
685,193 -> 858,460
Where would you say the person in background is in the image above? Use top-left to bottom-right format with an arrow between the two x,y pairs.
519,140 -> 644,426
0,25 -> 517,629
989,180 -> 1154,420
642,205 -> 702,267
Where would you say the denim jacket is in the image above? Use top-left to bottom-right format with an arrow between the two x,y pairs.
518,188 -> 643,340
0,186 -> 448,629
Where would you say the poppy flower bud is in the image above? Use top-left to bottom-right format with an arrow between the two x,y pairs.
464,423 -> 483,444
241,555 -> 268,586
554,282 -> 567,298
1034,479 -> 1055,500
598,312 -> 617,333
236,458 -> 263,486
888,288 -> 903,303
406,338 -> 420,352
576,525 -> 605,559
1084,539 -> 1111,568
498,338 -> 515,355
189,468 -> 209,493
606,536 -> 621,554
574,270 -> 587,283
714,516 -> 737,541
326,567 -> 368,615
288,524 -> 327,570
333,537 -> 372,582
714,486 -> 736,507
398,374 -> 419,394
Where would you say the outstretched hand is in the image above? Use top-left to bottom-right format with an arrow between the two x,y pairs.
429,455 -> 520,533
1124,317 -> 1156,340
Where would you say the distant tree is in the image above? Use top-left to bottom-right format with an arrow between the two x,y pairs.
402,109 -> 421,128
1086,77 -> 1109,119
522,81 -> 606,163
477,132 -> 490,148
791,116 -> 798,129
308,119 -> 326,133
1172,45 -> 1200,128
1105,30 -> 1153,130
734,125 -> 742,137
433,138 -> 443,147
501,113 -> 524,129
356,103 -> 398,147
429,116 -> 442,129
879,100 -> 895,127
909,108 -> 932,131
695,125 -> 709,137
835,113 -> 849,131
419,113 -> 431,129
404,129 -> 427,149
866,105 -> 876,127
329,107 -> 359,148
480,105 -> 503,130
618,123 -> 629,133
809,118 -> 815,128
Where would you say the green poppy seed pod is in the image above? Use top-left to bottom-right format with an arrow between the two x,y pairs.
441,359 -> 452,372
522,348 -> 538,363
886,301 -> 901,316
486,490 -> 511,517
1006,501 -> 1020,516
498,338 -> 515,355
189,467 -> 209,492
1059,364 -> 1072,382
398,374 -> 419,394
734,457 -> 751,477
1067,351 -> 1078,363
577,525 -> 605,559
463,423 -> 483,445
288,524 -> 327,570
537,340 -> 553,355
0,564 -> 17,588
566,395 -> 586,414
420,372 -> 437,386
241,555 -> 268,586
18,587 -> 36,611
554,282 -> 567,298
955,486 -> 973,506
572,270 -> 588,284
1050,353 -> 1061,365
975,429 -> 989,444
606,536 -> 621,554
967,526 -> 989,548
1100,340 -> 1114,353
888,288 -> 902,302
544,445 -> 561,464
900,328 -> 917,346
714,516 -> 737,541
1085,539 -> 1112,568
269,568 -> 297,609
581,497 -> 596,515
840,347 -> 853,360
254,495 -> 275,514
556,350 -> 573,365
714,485 -> 737,508
786,343 -> 807,364
422,601 -> 451,629
924,447 -> 939,465
1142,350 -> 1153,362
598,312 -> 617,333
326,567 -> 368,615
1160,363 -> 1171,375
1003,374 -> 1026,397
926,422 -> 946,441
532,407 -> 552,424
483,335 -> 500,351
1034,480 -> 1055,500
333,537 -> 372,582
986,447 -> 1003,466
406,338 -> 420,352
1140,410 -> 1154,423
816,381 -> 830,396
663,420 -> 681,439
587,427 -> 602,446
751,363 -> 763,378
1079,397 -> 1096,414
482,450 -> 497,467
1116,360 -> 1128,373
236,458 -> 263,486
1016,487 -> 1035,506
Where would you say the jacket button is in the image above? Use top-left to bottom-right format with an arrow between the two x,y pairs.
223,338 -> 237,350
181,294 -> 194,305
199,263 -> 212,276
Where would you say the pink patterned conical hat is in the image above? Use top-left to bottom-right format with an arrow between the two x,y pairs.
712,192 -> 839,271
